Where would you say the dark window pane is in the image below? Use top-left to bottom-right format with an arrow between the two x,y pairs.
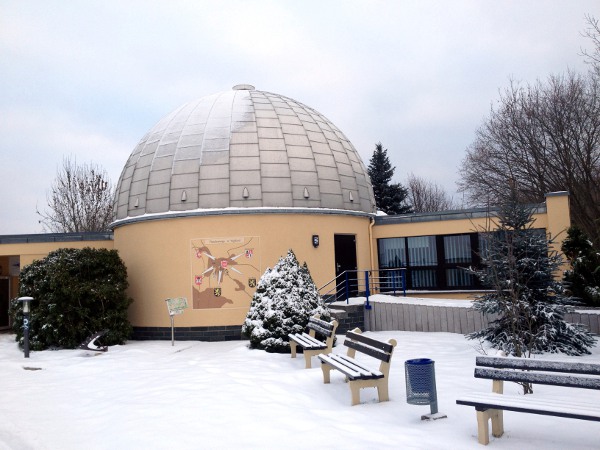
378,238 -> 406,268
444,234 -> 472,264
410,269 -> 436,288
446,268 -> 474,287
407,236 -> 437,266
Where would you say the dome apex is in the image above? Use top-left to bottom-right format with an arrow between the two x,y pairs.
232,84 -> 255,90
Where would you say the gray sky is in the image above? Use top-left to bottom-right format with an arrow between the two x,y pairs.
1,1 -> 598,234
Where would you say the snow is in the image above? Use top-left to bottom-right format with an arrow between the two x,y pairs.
1,325 -> 600,448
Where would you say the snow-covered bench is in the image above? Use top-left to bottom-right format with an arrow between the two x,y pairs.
318,328 -> 397,405
289,315 -> 338,368
456,356 -> 600,445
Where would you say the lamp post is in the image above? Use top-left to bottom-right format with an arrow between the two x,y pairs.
18,297 -> 34,358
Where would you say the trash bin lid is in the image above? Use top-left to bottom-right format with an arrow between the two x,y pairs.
406,358 -> 433,365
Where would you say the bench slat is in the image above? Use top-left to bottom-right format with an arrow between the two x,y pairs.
318,354 -> 383,380
476,356 -> 600,376
346,331 -> 394,354
344,339 -> 391,363
475,368 -> 600,390
336,354 -> 384,378
289,333 -> 326,350
308,318 -> 334,335
456,392 -> 600,421
318,354 -> 362,379
308,322 -> 334,338
328,354 -> 374,378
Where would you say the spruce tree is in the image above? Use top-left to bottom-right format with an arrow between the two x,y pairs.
242,249 -> 330,352
367,142 -> 412,214
468,193 -> 596,377
562,226 -> 600,307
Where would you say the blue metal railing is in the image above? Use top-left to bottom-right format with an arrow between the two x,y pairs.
319,268 -> 407,309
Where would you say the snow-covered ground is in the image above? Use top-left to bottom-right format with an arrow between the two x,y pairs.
1,327 -> 599,449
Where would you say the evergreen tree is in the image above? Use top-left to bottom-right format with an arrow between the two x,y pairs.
367,142 -> 412,214
562,226 -> 600,307
467,193 -> 596,387
242,249 -> 330,352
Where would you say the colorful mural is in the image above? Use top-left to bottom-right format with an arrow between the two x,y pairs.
190,237 -> 260,309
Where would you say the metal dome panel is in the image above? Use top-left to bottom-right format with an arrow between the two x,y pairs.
113,86 -> 376,221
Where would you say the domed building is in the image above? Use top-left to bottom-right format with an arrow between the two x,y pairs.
0,86 -> 573,340
111,85 -> 377,339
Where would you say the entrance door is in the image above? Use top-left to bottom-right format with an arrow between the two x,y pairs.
0,278 -> 9,328
334,234 -> 358,299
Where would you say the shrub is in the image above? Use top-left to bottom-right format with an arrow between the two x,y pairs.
242,249 -> 330,352
9,247 -> 133,350
562,226 -> 600,307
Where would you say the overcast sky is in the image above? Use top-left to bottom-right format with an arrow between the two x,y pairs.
1,1 -> 598,234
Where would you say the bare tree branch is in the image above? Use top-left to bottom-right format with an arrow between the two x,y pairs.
458,71 -> 600,247
406,173 -> 456,212
37,156 -> 114,232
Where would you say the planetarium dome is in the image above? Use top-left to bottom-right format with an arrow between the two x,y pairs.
113,85 -> 376,221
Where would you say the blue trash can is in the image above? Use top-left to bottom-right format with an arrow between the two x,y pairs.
405,358 -> 438,414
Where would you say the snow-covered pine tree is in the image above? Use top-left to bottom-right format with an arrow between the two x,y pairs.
561,226 -> 600,307
468,192 -> 596,374
242,249 -> 331,352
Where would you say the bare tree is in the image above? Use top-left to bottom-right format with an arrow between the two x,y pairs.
458,71 -> 600,247
581,14 -> 600,75
406,173 -> 456,212
38,157 -> 114,232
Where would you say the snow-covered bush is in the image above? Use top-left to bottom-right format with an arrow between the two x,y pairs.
9,247 -> 133,350
468,193 -> 596,367
242,249 -> 330,352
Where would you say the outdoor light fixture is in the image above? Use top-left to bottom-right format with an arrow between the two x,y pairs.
18,297 -> 34,358
312,235 -> 319,248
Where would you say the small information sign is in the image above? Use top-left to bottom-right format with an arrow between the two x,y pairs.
165,297 -> 188,346
166,297 -> 188,316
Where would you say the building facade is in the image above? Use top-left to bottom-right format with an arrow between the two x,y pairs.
0,86 -> 572,338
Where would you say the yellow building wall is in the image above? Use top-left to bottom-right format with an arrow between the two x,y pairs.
0,241 -> 114,299
113,213 -> 371,328
371,192 -> 570,271
0,192 -> 570,329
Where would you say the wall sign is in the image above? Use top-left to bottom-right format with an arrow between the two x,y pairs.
190,236 -> 261,310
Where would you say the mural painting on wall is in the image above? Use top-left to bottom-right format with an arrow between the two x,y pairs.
191,236 -> 260,309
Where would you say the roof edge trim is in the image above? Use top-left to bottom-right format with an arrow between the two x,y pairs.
110,207 -> 374,229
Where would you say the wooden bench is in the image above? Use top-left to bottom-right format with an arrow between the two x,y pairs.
456,356 -> 600,445
318,328 -> 397,405
289,315 -> 338,369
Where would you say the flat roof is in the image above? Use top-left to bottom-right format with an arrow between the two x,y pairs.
374,204 -> 546,225
0,232 -> 113,244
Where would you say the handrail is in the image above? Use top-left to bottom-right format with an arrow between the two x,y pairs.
319,268 -> 407,308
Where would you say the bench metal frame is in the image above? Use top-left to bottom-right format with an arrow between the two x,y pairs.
456,356 -> 600,445
318,328 -> 397,405
289,315 -> 338,368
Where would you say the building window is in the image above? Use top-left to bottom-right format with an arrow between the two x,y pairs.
377,233 -> 479,290
444,234 -> 471,263
407,236 -> 437,266
378,238 -> 406,268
